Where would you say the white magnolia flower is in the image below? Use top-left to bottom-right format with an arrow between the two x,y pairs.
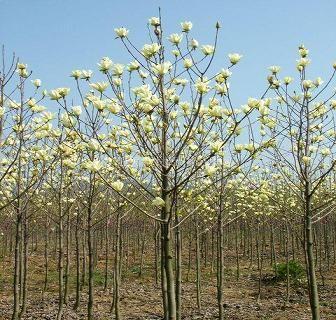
92,100 -> 106,111
296,58 -> 310,70
143,156 -> 154,167
181,21 -> 192,32
60,113 -> 76,128
81,70 -> 93,80
234,144 -> 244,153
114,27 -> 129,38
321,148 -> 331,156
152,62 -> 172,75
127,61 -> 140,72
90,82 -> 109,93
71,106 -> 82,116
32,79 -> 41,88
112,64 -> 124,76
149,17 -> 160,26
204,164 -> 217,176
142,43 -> 161,59
228,53 -> 243,65
302,80 -> 313,89
49,88 -> 70,100
112,180 -> 124,192
314,77 -> 323,87
98,57 -> 113,72
168,33 -> 183,45
211,140 -> 223,153
284,76 -> 293,85
201,45 -> 215,55
152,196 -> 165,207
83,160 -> 102,173
183,58 -> 193,69
302,156 -> 311,165
268,66 -> 281,74
17,63 -> 27,70
299,46 -> 309,57
219,69 -> 232,79
71,70 -> 82,79
190,39 -> 199,49
195,78 -> 210,94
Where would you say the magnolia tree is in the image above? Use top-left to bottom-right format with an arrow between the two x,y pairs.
265,45 -> 336,320
4,14 -> 336,320
0,53 -> 58,320
45,15 -> 275,319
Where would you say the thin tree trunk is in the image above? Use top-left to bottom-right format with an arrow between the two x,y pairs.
11,213 -> 22,320
112,210 -> 121,319
19,212 -> 28,317
42,220 -> 49,300
74,212 -> 80,310
195,217 -> 201,311
64,209 -> 71,305
56,212 -> 64,320
175,209 -> 182,320
87,205 -> 94,320
305,194 -> 320,320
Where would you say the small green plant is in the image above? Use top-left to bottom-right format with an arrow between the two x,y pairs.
275,260 -> 305,282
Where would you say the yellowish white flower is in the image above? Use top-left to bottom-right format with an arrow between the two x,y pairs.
152,196 -> 165,207
201,45 -> 215,55
152,62 -> 172,75
321,148 -> 331,156
234,144 -> 244,153
142,43 -> 161,59
302,156 -> 311,165
92,100 -> 106,111
112,180 -> 124,192
71,106 -> 82,116
17,63 -> 27,70
143,156 -> 154,167
127,61 -> 140,72
32,79 -> 41,88
210,140 -> 223,153
302,80 -> 313,89
299,46 -> 309,57
204,164 -> 217,176
112,64 -> 124,76
190,39 -> 199,49
183,58 -> 193,69
71,70 -> 82,79
81,70 -> 93,80
82,160 -> 102,173
181,21 -> 192,32
268,66 -> 281,74
228,53 -> 242,65
114,27 -> 129,38
49,88 -> 69,100
195,78 -> 210,94
284,76 -> 293,85
90,82 -> 109,93
168,33 -> 183,45
149,17 -> 160,26
98,57 -> 113,72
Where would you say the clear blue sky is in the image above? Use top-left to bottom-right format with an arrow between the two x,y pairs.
1,0 -> 336,105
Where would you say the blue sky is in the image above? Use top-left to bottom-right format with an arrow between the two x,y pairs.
1,0 -> 336,105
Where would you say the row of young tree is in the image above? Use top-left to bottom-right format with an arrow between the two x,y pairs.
1,15 -> 336,320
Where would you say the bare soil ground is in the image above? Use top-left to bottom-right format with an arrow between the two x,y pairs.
0,253 -> 335,319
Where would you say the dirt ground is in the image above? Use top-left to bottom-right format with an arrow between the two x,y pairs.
0,253 -> 335,319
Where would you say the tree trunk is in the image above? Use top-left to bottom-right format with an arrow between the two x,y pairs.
56,214 -> 64,320
64,210 -> 71,305
305,194 -> 320,320
11,213 -> 22,320
74,212 -> 80,310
